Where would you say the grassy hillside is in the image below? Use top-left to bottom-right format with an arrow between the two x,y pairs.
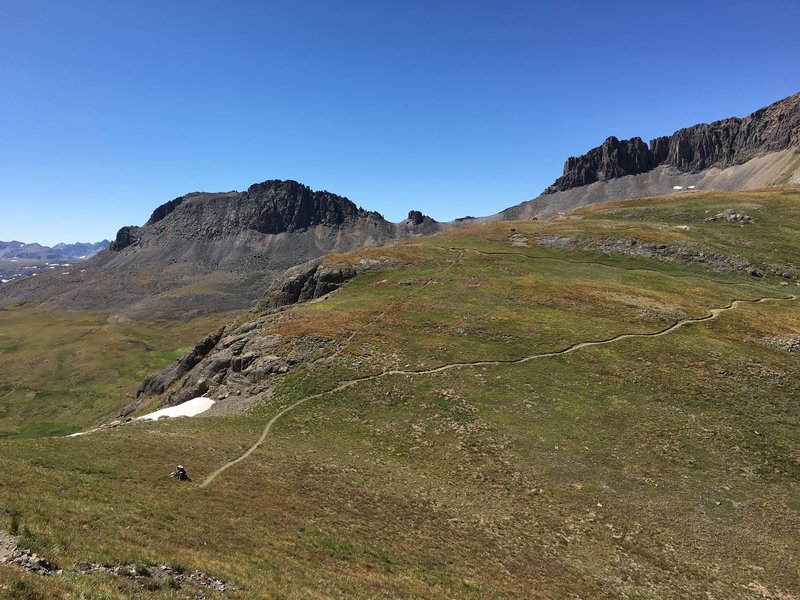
1,190 -> 798,598
0,308 -> 227,437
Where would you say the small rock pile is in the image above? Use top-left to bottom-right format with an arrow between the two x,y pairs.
765,336 -> 800,353
509,233 -> 529,247
76,562 -> 234,592
4,548 -> 61,576
1,533 -> 233,593
705,209 -> 755,224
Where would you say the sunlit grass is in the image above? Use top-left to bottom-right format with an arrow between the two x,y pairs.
0,190 -> 798,598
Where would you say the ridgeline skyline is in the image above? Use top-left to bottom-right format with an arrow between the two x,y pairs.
2,0 -> 799,245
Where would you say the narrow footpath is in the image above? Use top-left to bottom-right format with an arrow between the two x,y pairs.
200,293 -> 797,488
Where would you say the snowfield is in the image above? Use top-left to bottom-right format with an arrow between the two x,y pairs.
137,397 -> 216,421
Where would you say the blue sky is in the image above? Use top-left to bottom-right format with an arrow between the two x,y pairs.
1,0 -> 799,245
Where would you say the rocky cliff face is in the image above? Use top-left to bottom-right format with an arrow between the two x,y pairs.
108,226 -> 140,251
546,92 -> 800,193
549,136 -> 657,191
110,180 -> 380,251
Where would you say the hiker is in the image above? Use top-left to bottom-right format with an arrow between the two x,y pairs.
170,465 -> 189,481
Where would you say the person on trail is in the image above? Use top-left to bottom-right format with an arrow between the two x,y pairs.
170,465 -> 189,481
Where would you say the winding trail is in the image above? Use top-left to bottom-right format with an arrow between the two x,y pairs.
200,293 -> 797,488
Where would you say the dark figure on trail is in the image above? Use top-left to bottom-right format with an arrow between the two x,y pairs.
170,465 -> 189,481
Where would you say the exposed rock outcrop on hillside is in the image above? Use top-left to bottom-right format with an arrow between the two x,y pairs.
549,136 -> 657,191
546,92 -> 800,193
134,327 -> 226,400
108,226 -> 140,251
255,260 -> 360,311
131,255 -> 383,411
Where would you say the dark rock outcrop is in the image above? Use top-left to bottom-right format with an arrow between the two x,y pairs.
407,210 -> 425,225
549,136 -> 656,190
133,255 -> 384,408
257,259 -> 362,311
109,226 -> 141,251
146,196 -> 186,225
402,210 -> 439,235
113,180 -> 380,247
545,92 -> 800,193
244,180 -> 378,234
135,327 -> 226,398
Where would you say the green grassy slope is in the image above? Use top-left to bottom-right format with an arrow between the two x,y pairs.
0,190 -> 798,599
0,308 -> 227,437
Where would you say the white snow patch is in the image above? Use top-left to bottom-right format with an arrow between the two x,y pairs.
137,397 -> 215,421
0,279 -> 8,284
673,185 -> 684,190
688,185 -> 696,189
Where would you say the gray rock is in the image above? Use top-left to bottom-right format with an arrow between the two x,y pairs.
257,260 -> 362,311
545,92 -> 800,194
134,327 -> 226,399
705,209 -> 755,223
108,226 -> 141,251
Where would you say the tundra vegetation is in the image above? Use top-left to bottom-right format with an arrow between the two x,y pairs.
1,190 -> 798,599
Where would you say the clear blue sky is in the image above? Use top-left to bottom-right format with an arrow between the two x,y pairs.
1,0 -> 799,245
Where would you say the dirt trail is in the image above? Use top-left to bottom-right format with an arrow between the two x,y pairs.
200,293 -> 797,488
201,250 -> 465,488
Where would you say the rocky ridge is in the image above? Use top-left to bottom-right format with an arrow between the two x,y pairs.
545,92 -> 800,193
111,180 -> 383,253
0,179 -> 442,318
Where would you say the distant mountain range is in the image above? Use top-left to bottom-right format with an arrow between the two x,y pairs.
0,240 -> 109,261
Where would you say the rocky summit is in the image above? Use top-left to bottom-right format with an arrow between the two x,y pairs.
0,179 -> 443,318
109,180 -> 383,252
